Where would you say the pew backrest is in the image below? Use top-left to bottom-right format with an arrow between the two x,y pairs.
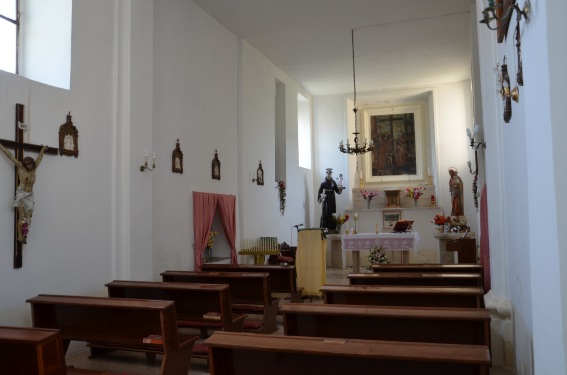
281,303 -> 491,347
201,264 -> 302,302
371,264 -> 483,275
321,284 -> 485,308
348,272 -> 483,287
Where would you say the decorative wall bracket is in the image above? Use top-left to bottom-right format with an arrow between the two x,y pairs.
466,125 -> 486,210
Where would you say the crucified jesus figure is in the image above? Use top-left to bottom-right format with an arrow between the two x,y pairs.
0,142 -> 48,244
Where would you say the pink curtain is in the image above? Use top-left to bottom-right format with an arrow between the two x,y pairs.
217,194 -> 238,264
479,184 -> 491,292
192,191 -> 237,270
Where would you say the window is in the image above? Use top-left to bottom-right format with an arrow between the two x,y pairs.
0,0 -> 18,73
297,93 -> 311,169
0,0 -> 72,89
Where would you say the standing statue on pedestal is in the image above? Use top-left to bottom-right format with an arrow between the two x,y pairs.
318,168 -> 344,230
448,167 -> 467,227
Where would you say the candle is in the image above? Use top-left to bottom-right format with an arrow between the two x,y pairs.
354,213 -> 358,219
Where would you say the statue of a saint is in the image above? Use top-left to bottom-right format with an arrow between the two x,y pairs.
448,167 -> 467,226
0,143 -> 48,243
317,168 -> 344,230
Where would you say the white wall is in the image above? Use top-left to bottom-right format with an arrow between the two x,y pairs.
474,0 -> 567,372
0,0 -> 117,326
312,82 -> 475,236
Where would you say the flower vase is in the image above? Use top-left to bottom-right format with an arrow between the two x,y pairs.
335,224 -> 342,234
435,226 -> 444,233
367,199 -> 372,209
204,247 -> 212,262
413,199 -> 418,207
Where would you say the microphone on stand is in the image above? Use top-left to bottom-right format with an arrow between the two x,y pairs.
293,223 -> 304,229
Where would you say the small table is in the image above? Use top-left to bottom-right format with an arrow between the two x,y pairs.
342,233 -> 420,272
238,249 -> 281,265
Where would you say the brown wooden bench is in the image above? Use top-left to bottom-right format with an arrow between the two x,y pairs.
321,285 -> 485,308
204,331 -> 491,375
348,272 -> 483,287
26,294 -> 197,375
0,325 -> 109,375
201,263 -> 303,302
372,263 -> 484,275
161,270 -> 279,334
105,280 -> 246,335
281,303 -> 491,348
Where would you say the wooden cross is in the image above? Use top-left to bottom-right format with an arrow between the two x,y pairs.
0,104 -> 58,268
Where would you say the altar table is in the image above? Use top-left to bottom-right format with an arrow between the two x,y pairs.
342,232 -> 420,272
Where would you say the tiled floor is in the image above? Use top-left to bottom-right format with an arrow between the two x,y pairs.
65,267 -> 514,375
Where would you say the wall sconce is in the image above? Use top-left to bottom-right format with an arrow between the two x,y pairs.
479,0 -> 530,31
467,125 -> 486,210
140,151 -> 156,172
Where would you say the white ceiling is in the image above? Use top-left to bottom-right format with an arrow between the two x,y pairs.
192,0 -> 476,100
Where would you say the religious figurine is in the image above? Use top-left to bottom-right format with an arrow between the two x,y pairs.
336,173 -> 344,188
317,168 -> 344,230
448,167 -> 467,227
0,142 -> 48,244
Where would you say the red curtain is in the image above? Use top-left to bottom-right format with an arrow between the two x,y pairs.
192,191 -> 237,270
479,184 -> 491,292
217,194 -> 238,264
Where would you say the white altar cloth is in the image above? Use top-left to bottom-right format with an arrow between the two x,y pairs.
341,232 -> 420,272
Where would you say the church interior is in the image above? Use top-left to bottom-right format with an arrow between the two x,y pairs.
0,1 -> 566,374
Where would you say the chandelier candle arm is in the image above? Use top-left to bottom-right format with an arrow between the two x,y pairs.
339,29 -> 375,156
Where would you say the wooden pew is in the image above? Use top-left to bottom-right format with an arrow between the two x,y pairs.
26,294 -> 197,375
321,285 -> 485,308
204,331 -> 491,375
0,326 -> 109,375
281,303 -> 491,348
348,272 -> 483,287
105,280 -> 247,334
372,263 -> 483,275
161,270 -> 279,334
201,263 -> 303,302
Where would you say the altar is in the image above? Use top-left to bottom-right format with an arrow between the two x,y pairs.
341,232 -> 420,272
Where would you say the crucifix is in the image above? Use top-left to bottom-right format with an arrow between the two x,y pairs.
0,104 -> 58,268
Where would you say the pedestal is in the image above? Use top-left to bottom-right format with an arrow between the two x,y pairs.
433,232 -> 476,263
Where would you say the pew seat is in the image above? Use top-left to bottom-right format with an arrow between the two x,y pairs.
204,331 -> 491,375
26,294 -> 197,375
0,326 -> 109,375
161,270 -> 279,334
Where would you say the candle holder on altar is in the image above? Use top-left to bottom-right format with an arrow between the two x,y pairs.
353,216 -> 358,234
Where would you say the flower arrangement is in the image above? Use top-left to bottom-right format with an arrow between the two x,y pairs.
367,246 -> 389,270
331,213 -> 350,225
406,187 -> 424,200
432,214 -> 448,226
361,190 -> 378,201
276,180 -> 286,215
204,230 -> 219,261
206,231 -> 220,250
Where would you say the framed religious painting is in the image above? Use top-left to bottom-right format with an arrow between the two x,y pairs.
361,102 -> 427,184
383,210 -> 402,231
58,112 -> 79,157
212,150 -> 221,180
172,139 -> 183,174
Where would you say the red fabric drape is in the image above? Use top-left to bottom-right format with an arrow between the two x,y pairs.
479,184 -> 491,292
217,194 -> 238,264
192,191 -> 237,270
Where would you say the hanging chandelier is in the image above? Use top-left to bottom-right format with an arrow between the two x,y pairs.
339,29 -> 375,155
